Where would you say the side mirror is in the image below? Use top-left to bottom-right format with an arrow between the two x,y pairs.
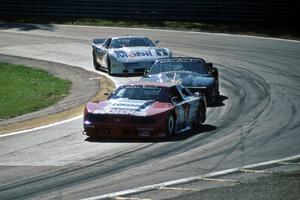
143,69 -> 150,77
207,63 -> 213,71
193,92 -> 200,97
155,40 -> 160,45
104,92 -> 113,99
171,96 -> 179,104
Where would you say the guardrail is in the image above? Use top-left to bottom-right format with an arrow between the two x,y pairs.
0,0 -> 299,22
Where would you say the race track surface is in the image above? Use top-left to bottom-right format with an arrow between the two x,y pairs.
0,23 -> 299,200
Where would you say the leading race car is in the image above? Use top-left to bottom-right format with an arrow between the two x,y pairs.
83,81 -> 206,139
92,36 -> 172,75
142,57 -> 220,105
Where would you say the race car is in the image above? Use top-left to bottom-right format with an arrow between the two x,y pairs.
142,57 -> 220,105
92,36 -> 172,75
83,81 -> 206,139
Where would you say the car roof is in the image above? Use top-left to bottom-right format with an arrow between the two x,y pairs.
156,57 -> 206,63
122,81 -> 178,88
112,36 -> 149,40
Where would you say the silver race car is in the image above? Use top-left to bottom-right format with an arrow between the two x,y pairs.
92,36 -> 172,75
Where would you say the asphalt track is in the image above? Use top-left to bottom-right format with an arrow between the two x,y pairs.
0,23 -> 299,200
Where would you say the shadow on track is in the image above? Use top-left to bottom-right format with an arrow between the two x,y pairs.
85,124 -> 217,143
0,22 -> 55,31
208,95 -> 228,107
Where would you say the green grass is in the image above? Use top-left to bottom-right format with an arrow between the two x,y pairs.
0,62 -> 71,120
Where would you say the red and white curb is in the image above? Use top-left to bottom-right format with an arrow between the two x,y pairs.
81,154 -> 300,200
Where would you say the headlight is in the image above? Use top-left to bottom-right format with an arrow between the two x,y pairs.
109,54 -> 125,67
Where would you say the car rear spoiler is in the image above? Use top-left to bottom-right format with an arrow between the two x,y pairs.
93,38 -> 106,45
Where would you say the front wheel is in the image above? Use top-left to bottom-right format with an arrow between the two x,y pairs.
195,103 -> 205,128
167,114 -> 175,136
208,89 -> 220,105
93,52 -> 100,70
106,57 -> 112,75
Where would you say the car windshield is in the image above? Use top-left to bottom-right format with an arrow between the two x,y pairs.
149,59 -> 208,75
110,37 -> 155,48
110,85 -> 170,102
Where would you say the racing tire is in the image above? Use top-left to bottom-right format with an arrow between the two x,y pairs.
93,52 -> 100,71
208,89 -> 220,105
195,102 -> 205,128
167,114 -> 175,136
212,67 -> 219,80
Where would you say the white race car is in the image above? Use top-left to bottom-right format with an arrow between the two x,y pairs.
92,36 -> 172,75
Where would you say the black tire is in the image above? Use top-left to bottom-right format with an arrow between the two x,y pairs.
212,67 -> 219,80
107,57 -> 112,75
195,102 -> 205,128
166,114 -> 175,136
209,94 -> 219,105
93,52 -> 100,70
208,87 -> 220,105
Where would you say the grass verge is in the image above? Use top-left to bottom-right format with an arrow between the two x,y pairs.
0,75 -> 114,135
0,62 -> 71,120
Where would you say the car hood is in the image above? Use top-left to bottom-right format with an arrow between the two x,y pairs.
87,98 -> 172,116
145,71 -> 215,88
109,47 -> 170,62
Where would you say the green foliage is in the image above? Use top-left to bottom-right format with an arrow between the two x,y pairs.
0,62 -> 71,120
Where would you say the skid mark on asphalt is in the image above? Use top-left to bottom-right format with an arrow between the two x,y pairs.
80,155 -> 300,200
239,169 -> 276,174
114,197 -> 152,200
0,131 -> 81,158
278,162 -> 300,165
201,178 -> 239,183
159,186 -> 201,191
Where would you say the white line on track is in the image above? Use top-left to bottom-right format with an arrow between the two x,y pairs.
81,154 -> 300,200
0,115 -> 82,138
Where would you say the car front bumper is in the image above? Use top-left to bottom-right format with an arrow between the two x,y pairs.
83,120 -> 167,138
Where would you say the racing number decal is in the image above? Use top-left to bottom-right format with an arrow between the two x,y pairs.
175,103 -> 190,129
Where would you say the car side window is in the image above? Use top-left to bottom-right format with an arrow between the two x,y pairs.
149,62 -> 160,74
180,87 -> 191,97
103,38 -> 111,49
170,86 -> 183,103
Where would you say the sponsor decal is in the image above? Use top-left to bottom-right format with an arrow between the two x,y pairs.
94,100 -> 154,115
114,50 -> 127,58
115,50 -> 153,58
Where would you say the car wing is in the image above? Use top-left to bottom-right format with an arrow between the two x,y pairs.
93,38 -> 106,45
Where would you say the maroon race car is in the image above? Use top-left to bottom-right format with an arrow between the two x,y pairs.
83,81 -> 207,138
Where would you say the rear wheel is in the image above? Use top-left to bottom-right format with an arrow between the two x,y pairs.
208,82 -> 220,105
167,114 -> 175,136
